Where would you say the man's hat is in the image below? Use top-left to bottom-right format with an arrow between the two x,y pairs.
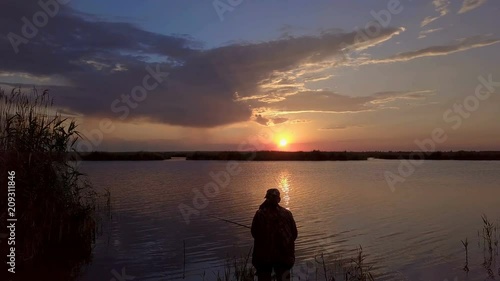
265,188 -> 281,199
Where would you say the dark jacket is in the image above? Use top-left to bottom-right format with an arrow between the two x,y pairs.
251,200 -> 298,267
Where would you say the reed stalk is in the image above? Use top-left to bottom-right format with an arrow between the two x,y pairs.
0,88 -> 105,278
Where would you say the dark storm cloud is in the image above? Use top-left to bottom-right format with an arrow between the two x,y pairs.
0,0 -> 196,75
0,0 -> 405,127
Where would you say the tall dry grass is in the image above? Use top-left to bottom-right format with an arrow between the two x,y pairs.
209,246 -> 374,281
0,88 -> 105,278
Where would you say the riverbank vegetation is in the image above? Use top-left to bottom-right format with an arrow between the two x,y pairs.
461,215 -> 500,279
207,215 -> 499,281
0,88 -> 107,279
210,246 -> 374,281
79,151 -> 171,161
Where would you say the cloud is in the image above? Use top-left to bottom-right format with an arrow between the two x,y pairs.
421,0 -> 450,27
289,119 -> 312,124
422,28 -> 444,34
418,28 -> 444,39
319,125 -> 363,131
362,35 -> 500,65
272,117 -> 289,125
248,90 -> 430,127
421,0 -> 488,26
369,90 -> 435,104
420,16 -> 440,28
267,91 -> 373,113
458,0 -> 488,14
0,3 -> 196,76
253,114 -> 289,126
252,90 -> 435,118
0,0 -> 407,128
254,114 -> 270,126
235,28 -> 405,107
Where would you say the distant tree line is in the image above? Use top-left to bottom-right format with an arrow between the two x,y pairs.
187,150 -> 368,161
184,150 -> 500,161
75,150 -> 500,161
368,151 -> 500,161
78,151 -> 171,161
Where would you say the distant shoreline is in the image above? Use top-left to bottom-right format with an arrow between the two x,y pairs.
76,151 -> 500,161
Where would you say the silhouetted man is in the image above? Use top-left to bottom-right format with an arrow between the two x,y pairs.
251,188 -> 298,281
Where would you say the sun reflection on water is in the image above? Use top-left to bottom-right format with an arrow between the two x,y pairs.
277,171 -> 291,207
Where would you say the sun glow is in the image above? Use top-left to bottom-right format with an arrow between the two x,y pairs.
279,139 -> 288,147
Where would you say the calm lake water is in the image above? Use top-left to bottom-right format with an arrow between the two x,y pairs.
78,160 -> 500,281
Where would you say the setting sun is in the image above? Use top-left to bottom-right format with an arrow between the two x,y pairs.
279,139 -> 288,147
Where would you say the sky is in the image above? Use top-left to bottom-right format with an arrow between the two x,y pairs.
1,0 -> 500,151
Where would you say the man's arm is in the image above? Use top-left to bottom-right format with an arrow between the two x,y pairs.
251,210 -> 261,239
290,212 -> 298,241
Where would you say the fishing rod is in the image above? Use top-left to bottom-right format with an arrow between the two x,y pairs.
207,214 -> 250,229
182,215 -> 250,277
